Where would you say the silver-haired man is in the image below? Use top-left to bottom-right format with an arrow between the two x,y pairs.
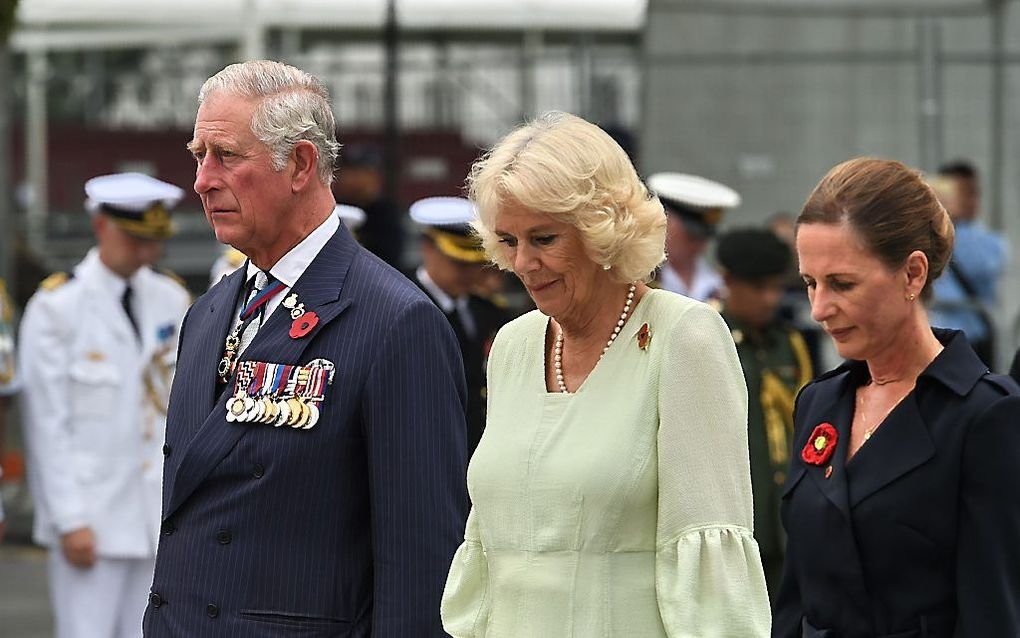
144,60 -> 468,637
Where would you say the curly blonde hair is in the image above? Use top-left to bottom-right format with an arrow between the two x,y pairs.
467,112 -> 666,283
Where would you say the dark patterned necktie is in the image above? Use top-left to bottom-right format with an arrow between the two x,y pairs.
122,283 -> 140,341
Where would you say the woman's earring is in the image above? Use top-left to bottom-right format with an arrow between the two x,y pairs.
907,293 -> 917,301
603,263 -> 611,271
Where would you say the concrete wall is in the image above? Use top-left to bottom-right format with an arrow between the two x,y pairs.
641,0 -> 1020,360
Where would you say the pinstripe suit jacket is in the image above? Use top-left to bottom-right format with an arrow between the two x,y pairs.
144,224 -> 469,637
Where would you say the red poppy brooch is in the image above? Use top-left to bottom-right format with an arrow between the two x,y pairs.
637,323 -> 652,350
801,422 -> 838,465
289,312 -> 319,339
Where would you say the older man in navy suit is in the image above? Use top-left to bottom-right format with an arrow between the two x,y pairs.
143,60 -> 468,637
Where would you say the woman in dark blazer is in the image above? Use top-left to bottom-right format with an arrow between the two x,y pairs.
774,157 -> 1020,638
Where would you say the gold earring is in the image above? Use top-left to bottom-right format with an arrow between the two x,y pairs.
907,293 -> 916,301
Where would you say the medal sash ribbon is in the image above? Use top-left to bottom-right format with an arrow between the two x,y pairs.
217,275 -> 286,384
234,360 -> 331,403
240,278 -> 287,323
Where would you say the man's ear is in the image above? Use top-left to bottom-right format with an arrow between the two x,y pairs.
291,140 -> 320,192
91,213 -> 106,237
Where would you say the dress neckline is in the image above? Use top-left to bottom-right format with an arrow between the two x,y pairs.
537,289 -> 658,396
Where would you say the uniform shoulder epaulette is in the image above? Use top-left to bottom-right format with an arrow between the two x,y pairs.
0,278 -> 13,322
224,247 -> 246,269
480,292 -> 509,310
156,267 -> 189,291
39,272 -> 72,291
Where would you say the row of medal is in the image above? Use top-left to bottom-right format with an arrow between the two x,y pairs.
226,359 -> 334,429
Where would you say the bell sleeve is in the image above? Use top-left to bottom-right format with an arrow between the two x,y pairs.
654,303 -> 771,637
441,508 -> 490,637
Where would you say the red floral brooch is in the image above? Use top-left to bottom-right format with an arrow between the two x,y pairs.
637,323 -> 652,350
289,312 -> 319,339
801,422 -> 838,465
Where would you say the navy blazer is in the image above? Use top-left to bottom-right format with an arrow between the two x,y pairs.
774,329 -> 1020,638
144,225 -> 469,637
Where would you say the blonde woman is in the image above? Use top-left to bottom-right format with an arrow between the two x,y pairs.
441,112 -> 770,637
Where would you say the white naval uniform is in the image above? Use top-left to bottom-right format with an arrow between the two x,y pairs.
18,249 -> 190,638
658,258 -> 722,302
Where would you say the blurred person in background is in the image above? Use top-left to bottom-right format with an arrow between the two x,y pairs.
715,227 -> 813,598
442,112 -> 770,637
18,173 -> 190,638
775,158 -> 1020,637
646,172 -> 739,303
209,203 -> 365,287
409,196 -> 511,455
768,211 -> 796,249
769,211 -> 828,375
148,60 -> 466,637
334,143 -> 407,270
0,277 -> 20,542
928,160 -> 1006,368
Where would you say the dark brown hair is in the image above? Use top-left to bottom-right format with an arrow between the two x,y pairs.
798,157 -> 954,300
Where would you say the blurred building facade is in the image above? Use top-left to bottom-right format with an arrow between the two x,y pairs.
642,0 -> 1020,367
4,0 -> 644,291
1,0 -> 1019,360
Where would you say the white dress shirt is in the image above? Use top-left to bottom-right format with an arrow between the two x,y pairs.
234,213 -> 340,332
659,258 -> 722,302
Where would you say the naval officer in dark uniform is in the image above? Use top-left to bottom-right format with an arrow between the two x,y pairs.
715,228 -> 814,599
410,197 -> 511,456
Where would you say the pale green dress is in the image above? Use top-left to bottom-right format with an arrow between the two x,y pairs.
441,290 -> 771,637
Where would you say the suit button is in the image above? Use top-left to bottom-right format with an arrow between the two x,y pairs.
252,463 -> 265,478
206,603 -> 219,618
216,530 -> 232,545
149,592 -> 164,608
161,521 -> 175,536
162,444 -> 171,456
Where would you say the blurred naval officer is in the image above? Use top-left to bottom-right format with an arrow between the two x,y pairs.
209,204 -> 366,287
647,172 -> 740,302
18,172 -> 191,638
0,277 -> 19,541
715,228 -> 813,598
410,197 -> 510,455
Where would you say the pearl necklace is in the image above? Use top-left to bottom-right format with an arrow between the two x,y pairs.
553,283 -> 636,393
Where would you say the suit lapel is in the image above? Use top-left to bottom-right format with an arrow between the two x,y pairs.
194,266 -> 248,418
238,226 -> 358,366
165,226 -> 359,518
845,394 -> 935,507
160,268 -> 246,516
802,376 -> 854,521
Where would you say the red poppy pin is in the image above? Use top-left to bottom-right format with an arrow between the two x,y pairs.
289,312 -> 319,339
801,422 -> 838,466
637,323 -> 652,350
